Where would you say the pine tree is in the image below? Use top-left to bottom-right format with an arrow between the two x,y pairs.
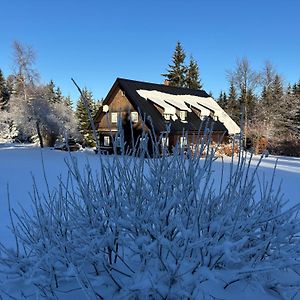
162,41 -> 187,87
227,82 -> 240,124
185,56 -> 202,89
63,95 -> 73,109
75,88 -> 96,146
217,91 -> 228,110
285,80 -> 300,136
0,69 -> 10,110
54,87 -> 63,103
272,74 -> 284,99
292,80 -> 300,97
246,89 -> 257,121
286,84 -> 292,95
46,80 -> 56,103
6,75 -> 15,96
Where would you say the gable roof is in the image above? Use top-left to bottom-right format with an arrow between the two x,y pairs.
95,78 -> 240,135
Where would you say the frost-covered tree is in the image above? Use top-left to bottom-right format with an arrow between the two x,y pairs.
63,95 -> 73,109
54,87 -> 63,104
12,41 -> 39,100
46,80 -> 56,104
0,110 -> 18,142
10,86 -> 78,147
0,69 -> 10,110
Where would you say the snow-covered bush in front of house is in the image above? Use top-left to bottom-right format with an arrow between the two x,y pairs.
1,127 -> 300,299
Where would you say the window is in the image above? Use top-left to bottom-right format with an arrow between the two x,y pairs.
104,136 -> 110,146
161,137 -> 169,147
111,112 -> 118,123
130,111 -> 138,123
180,136 -> 187,147
164,113 -> 171,120
179,111 -> 187,121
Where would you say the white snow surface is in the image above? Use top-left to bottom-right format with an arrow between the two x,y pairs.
0,144 -> 299,299
136,89 -> 240,134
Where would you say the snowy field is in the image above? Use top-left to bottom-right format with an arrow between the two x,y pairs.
0,144 -> 299,299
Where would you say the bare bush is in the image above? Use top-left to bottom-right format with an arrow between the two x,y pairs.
0,126 -> 300,299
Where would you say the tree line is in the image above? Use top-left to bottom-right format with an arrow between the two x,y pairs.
0,41 -> 100,147
1,40 -> 299,155
162,42 -> 300,155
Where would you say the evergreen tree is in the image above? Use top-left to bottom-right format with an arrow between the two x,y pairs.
217,91 -> 228,110
292,79 -> 300,97
245,89 -> 257,121
286,83 -> 292,95
63,95 -> 73,109
54,87 -> 63,103
285,80 -> 300,136
185,56 -> 202,89
272,74 -> 284,99
259,70 -> 284,136
227,81 -> 240,124
0,69 -> 10,110
75,88 -> 96,146
6,75 -> 15,96
46,80 -> 56,104
162,41 -> 187,87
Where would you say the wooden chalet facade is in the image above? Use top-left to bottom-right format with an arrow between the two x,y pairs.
93,78 -> 240,153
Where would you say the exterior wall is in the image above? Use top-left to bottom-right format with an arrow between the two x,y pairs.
95,84 -> 230,153
97,87 -> 135,132
96,86 -> 150,148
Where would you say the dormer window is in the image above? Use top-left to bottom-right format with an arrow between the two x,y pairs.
164,113 -> 171,120
179,111 -> 187,121
111,112 -> 118,123
179,136 -> 188,147
130,111 -> 138,123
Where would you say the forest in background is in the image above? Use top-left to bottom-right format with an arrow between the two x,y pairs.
1,41 -> 300,155
162,42 -> 300,156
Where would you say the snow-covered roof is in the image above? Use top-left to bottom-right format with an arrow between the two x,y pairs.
136,89 -> 240,135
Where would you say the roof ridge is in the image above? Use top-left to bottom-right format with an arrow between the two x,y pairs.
116,77 -> 206,93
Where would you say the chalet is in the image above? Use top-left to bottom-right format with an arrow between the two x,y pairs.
93,78 -> 240,153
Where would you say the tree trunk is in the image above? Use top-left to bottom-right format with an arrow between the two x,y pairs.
36,120 -> 44,148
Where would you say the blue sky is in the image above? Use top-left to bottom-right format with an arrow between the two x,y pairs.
0,0 -> 300,103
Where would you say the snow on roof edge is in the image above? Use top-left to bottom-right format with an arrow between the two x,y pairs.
136,89 -> 240,135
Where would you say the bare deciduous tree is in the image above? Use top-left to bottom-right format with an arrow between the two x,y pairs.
227,58 -> 261,147
12,41 -> 39,100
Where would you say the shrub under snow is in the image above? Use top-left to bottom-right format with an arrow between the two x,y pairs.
1,130 -> 300,299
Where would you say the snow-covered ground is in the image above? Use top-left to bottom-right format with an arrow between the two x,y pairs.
0,144 -> 299,299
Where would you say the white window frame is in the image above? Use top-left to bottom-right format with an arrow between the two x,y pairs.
111,112 -> 118,123
161,137 -> 169,148
180,136 -> 187,147
164,113 -> 171,120
179,110 -> 187,121
103,136 -> 110,146
130,111 -> 138,123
